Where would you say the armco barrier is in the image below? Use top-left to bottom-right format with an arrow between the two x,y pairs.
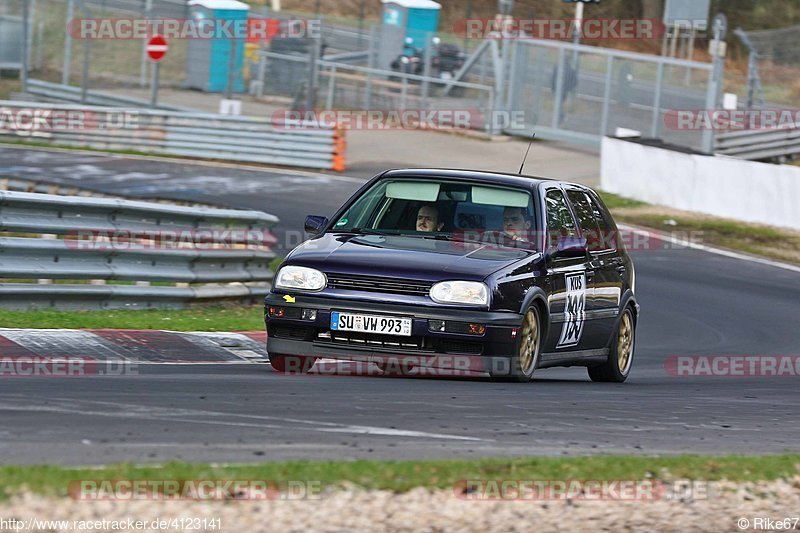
0,101 -> 346,171
715,124 -> 800,161
0,190 -> 280,309
22,79 -> 196,112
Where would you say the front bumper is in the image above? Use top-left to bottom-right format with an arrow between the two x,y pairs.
264,292 -> 522,374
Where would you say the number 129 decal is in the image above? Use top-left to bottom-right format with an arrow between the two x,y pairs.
557,272 -> 586,348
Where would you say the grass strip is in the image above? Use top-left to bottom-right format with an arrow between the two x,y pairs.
0,305 -> 264,331
599,192 -> 800,266
1,455 -> 798,499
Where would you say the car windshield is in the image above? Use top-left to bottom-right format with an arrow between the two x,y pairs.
329,178 -> 537,249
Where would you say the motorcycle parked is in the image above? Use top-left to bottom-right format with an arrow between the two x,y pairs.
389,38 -> 467,95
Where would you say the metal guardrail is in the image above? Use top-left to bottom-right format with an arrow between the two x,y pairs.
23,79 -> 194,112
0,101 -> 347,171
0,190 -> 279,309
715,125 -> 800,161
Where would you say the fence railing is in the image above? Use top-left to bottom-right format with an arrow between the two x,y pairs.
505,38 -> 718,151
715,124 -> 800,161
0,101 -> 347,171
254,51 -> 498,134
0,190 -> 279,309
23,79 -> 194,112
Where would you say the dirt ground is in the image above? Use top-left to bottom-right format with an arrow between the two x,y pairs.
1,477 -> 798,532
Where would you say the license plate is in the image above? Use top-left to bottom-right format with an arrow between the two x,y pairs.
330,311 -> 412,337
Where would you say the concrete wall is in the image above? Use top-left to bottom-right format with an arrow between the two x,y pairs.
601,137 -> 800,230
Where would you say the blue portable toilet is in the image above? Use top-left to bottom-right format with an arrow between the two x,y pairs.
380,0 -> 441,68
186,0 -> 250,93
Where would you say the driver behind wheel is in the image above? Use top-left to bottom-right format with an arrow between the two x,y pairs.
416,204 -> 445,232
502,207 -> 532,242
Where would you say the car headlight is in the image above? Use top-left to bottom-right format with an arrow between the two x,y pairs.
430,281 -> 489,306
274,266 -> 327,291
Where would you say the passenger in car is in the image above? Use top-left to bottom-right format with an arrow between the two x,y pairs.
416,204 -> 445,232
503,207 -> 532,241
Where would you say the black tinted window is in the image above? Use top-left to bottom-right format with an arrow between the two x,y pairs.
586,192 -> 618,251
545,190 -> 578,247
566,190 -> 604,251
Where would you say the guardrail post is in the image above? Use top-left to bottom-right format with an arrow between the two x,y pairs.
504,40 -> 519,114
486,88 -> 497,136
364,26 -> 376,110
532,45 -> 544,126
702,16 -> 726,154
21,0 -> 30,94
37,233 -> 54,285
490,41 -> 503,115
62,0 -> 74,85
552,47 -> 566,129
326,64 -> 337,110
80,37 -> 90,104
650,61 -> 665,138
256,53 -> 267,97
400,74 -> 408,110
139,0 -> 152,88
422,34 -> 433,109
599,55 -> 613,137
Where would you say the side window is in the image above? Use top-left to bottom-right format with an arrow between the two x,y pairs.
566,190 -> 603,252
545,189 -> 578,248
586,192 -> 618,251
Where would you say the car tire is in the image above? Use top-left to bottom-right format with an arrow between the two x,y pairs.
588,307 -> 635,383
491,306 -> 541,383
269,354 -> 317,374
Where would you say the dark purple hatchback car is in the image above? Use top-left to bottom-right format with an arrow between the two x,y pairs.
265,169 -> 638,383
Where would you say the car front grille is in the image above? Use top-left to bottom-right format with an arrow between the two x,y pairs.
317,331 -> 428,351
325,273 -> 433,297
269,325 -> 310,340
437,340 -> 484,355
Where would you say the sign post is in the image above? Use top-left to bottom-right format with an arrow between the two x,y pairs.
146,35 -> 168,108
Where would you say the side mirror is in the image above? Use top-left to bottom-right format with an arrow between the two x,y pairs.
552,236 -> 588,259
304,215 -> 329,236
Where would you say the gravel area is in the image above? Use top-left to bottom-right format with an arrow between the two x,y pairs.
1,478 -> 799,532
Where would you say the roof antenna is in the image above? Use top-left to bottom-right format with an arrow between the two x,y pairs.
518,132 -> 536,175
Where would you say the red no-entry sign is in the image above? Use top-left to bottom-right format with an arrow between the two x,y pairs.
146,35 -> 168,62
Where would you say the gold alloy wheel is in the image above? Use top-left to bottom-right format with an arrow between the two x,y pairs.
518,309 -> 539,374
617,311 -> 634,374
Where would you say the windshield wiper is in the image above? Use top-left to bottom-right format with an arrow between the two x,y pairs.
337,228 -> 393,235
418,233 -> 455,241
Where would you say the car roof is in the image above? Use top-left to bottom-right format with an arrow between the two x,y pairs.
379,168 -> 585,190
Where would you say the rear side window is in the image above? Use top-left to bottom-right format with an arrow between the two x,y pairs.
586,193 -> 618,251
545,189 -> 578,248
566,190 -> 604,252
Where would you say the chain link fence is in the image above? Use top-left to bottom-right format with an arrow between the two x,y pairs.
735,24 -> 800,109
0,0 -> 726,152
506,38 -> 717,150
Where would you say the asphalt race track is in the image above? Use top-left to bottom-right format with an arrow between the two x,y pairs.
0,146 -> 799,465
0,146 -> 366,252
